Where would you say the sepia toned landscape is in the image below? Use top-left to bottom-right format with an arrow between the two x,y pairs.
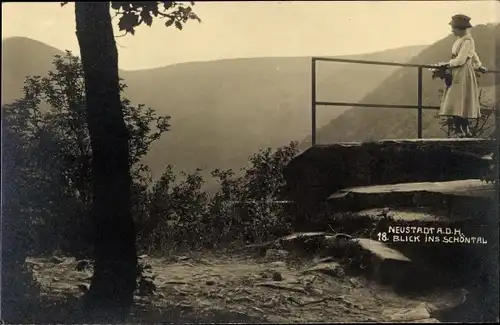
2,1 -> 498,323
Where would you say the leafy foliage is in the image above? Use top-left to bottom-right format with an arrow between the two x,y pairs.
2,52 -> 170,256
112,1 -> 201,35
62,2 -> 201,35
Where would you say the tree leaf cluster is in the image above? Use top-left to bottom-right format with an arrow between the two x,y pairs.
110,1 -> 201,35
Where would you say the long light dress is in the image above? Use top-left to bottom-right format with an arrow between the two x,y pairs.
438,31 -> 482,119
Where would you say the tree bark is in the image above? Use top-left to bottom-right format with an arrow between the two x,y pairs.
74,2 -> 137,321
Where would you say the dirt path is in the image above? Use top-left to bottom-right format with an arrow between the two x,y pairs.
26,252 -> 444,323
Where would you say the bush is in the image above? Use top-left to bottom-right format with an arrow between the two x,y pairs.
2,51 -> 169,258
136,142 -> 299,253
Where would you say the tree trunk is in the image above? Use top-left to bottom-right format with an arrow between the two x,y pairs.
74,2 -> 137,321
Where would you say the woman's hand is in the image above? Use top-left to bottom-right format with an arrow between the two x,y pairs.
429,62 -> 449,75
477,66 -> 488,73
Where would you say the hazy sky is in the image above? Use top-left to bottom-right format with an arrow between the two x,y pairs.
2,1 -> 499,70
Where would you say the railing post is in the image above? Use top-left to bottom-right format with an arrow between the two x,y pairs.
417,67 -> 423,139
311,58 -> 317,146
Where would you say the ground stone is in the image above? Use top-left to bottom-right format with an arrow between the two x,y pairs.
265,249 -> 290,261
302,262 -> 345,278
272,272 -> 283,281
356,238 -> 410,262
50,256 -> 64,264
348,278 -> 362,288
77,284 -> 89,293
383,303 -> 431,322
407,318 -> 440,323
269,261 -> 286,268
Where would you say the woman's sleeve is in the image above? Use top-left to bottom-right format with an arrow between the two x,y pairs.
471,51 -> 482,69
448,40 -> 473,67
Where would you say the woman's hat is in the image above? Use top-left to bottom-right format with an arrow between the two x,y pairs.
449,14 -> 472,29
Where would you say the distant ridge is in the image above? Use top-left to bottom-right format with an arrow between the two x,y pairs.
2,36 -> 427,183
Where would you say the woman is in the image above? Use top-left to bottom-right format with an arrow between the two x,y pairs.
436,14 -> 487,138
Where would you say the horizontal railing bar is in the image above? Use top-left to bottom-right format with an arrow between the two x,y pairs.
226,200 -> 294,204
312,56 -> 434,68
316,101 -> 439,109
315,101 -> 495,111
311,56 -> 500,73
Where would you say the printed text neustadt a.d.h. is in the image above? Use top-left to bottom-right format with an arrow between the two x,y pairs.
388,226 -> 461,235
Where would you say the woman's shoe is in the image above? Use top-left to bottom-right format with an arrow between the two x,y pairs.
464,126 -> 473,138
455,125 -> 465,138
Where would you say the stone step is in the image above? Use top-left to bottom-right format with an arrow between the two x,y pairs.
329,179 -> 494,199
284,139 -> 494,214
352,237 -> 480,295
355,207 -> 451,222
326,180 -> 495,223
352,219 -> 494,300
354,238 -> 429,291
357,238 -> 410,263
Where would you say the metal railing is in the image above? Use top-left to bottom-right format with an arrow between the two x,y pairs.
310,56 -> 499,146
